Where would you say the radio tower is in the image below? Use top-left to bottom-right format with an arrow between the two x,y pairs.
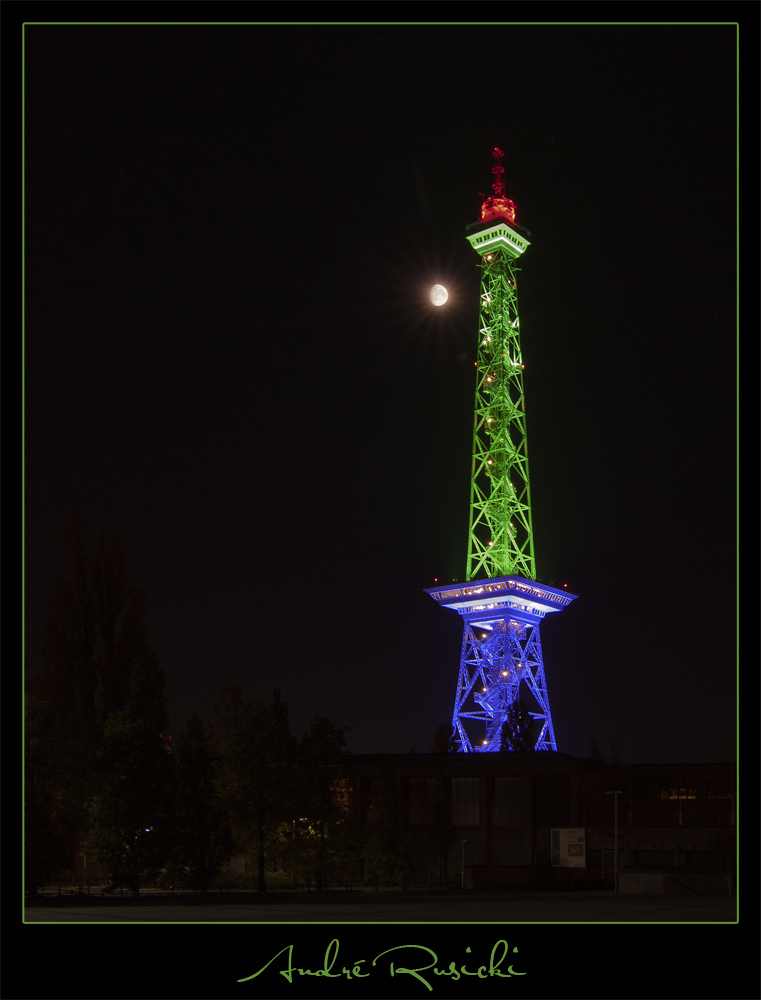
426,148 -> 576,753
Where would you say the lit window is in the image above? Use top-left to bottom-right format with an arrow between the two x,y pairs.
660,788 -> 696,800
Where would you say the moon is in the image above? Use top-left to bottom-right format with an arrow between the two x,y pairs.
430,284 -> 448,306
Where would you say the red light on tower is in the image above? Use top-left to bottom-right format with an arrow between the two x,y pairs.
480,147 -> 517,224
491,147 -> 505,197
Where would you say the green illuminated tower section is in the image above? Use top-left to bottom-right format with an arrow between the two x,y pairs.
465,206 -> 534,582
425,148 -> 576,753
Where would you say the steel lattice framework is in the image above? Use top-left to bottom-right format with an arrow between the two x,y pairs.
426,148 -> 576,753
467,249 -> 534,582
456,616 -> 553,752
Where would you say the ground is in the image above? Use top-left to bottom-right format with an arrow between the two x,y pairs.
24,888 -> 737,923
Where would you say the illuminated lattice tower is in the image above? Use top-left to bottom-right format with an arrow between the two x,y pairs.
426,148 -> 576,753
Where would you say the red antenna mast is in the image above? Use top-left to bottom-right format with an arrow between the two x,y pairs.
480,146 -> 517,225
491,147 -> 505,198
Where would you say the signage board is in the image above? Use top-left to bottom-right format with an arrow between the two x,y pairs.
550,827 -> 586,867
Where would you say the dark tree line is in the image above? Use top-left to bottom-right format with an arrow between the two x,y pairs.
25,516 -> 408,895
25,514 -> 169,893
588,738 -> 625,765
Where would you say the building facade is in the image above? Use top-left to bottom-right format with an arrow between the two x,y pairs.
330,753 -> 736,893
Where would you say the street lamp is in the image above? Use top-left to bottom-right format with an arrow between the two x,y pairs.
606,790 -> 623,892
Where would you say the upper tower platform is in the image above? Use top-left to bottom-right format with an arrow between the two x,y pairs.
466,220 -> 530,260
425,574 -> 577,629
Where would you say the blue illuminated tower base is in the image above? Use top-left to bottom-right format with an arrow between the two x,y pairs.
426,575 -> 577,752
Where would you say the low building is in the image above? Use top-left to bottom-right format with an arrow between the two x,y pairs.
327,753 -> 735,894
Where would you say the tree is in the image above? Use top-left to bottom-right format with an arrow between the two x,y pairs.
588,738 -> 604,763
24,687 -> 73,892
499,699 -> 537,752
429,724 -> 454,754
84,713 -> 173,896
33,516 -> 101,854
294,715 -> 351,890
26,514 -> 168,886
609,740 -> 624,766
300,714 -> 349,765
214,686 -> 300,892
168,716 -> 234,891
42,513 -> 168,735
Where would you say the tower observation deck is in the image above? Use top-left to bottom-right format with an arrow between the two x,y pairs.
427,148 -> 576,753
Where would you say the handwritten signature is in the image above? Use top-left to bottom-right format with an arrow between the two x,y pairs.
238,938 -> 525,991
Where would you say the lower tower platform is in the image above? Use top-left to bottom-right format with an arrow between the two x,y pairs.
425,576 -> 577,752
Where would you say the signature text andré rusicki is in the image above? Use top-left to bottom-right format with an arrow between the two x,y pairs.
238,938 -> 526,991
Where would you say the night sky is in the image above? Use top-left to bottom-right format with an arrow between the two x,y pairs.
24,24 -> 737,765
